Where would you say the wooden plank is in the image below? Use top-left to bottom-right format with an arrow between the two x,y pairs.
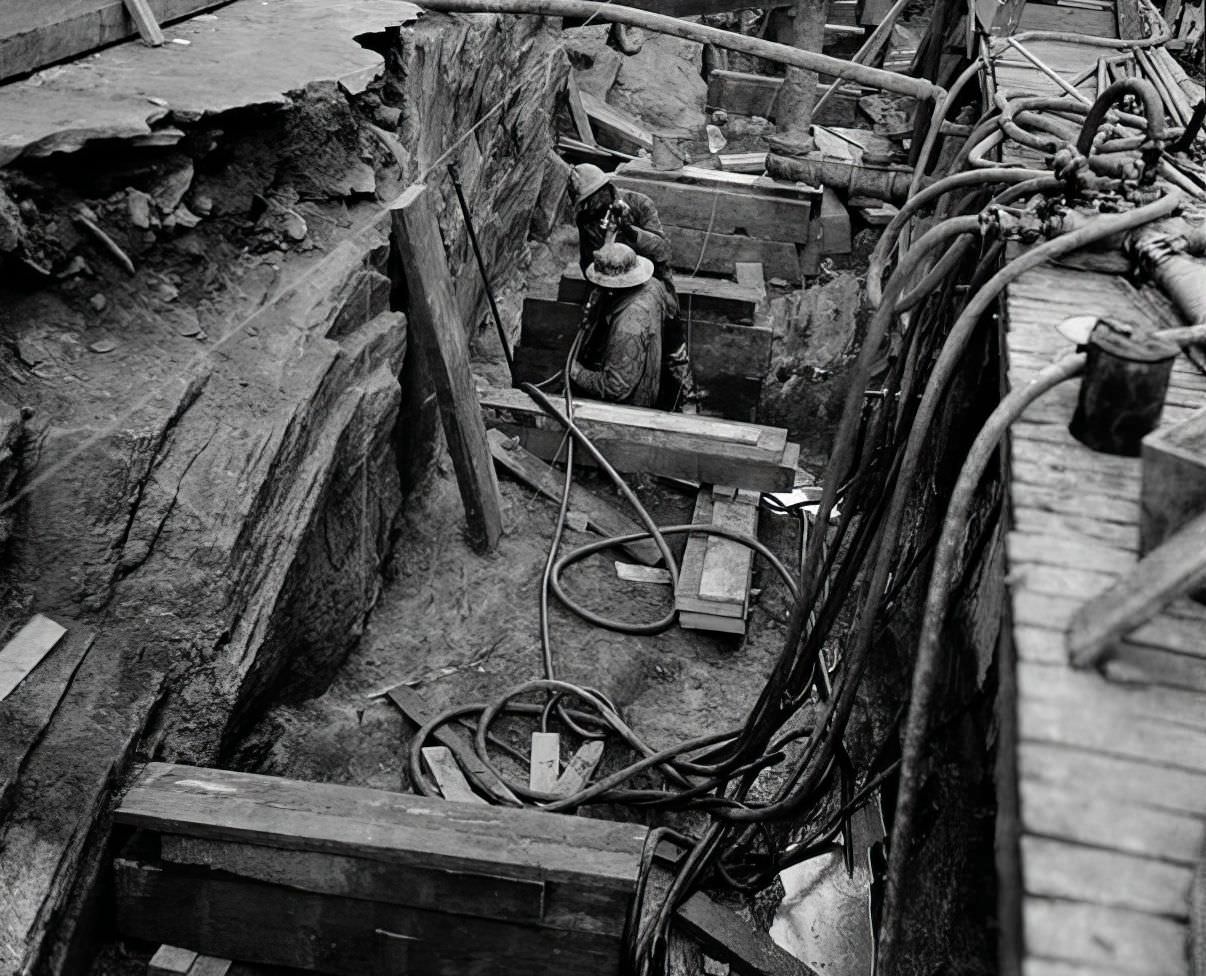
1019,695 -> 1206,774
565,72 -> 596,147
615,562 -> 673,584
522,297 -> 581,351
523,294 -> 772,384
667,225 -> 802,283
479,386 -> 798,491
0,0 -> 229,83
1066,509 -> 1206,666
1018,738 -> 1206,816
0,624 -> 91,817
116,764 -> 648,888
148,945 -> 197,976
1020,836 -> 1193,916
579,90 -> 653,153
733,262 -> 763,290
558,262 -> 765,324
675,891 -> 819,976
487,428 -> 662,566
122,0 -> 164,45
0,615 -> 67,703
116,860 -> 624,976
1018,779 -> 1203,865
818,187 -> 852,256
679,610 -> 747,634
552,740 -> 604,797
188,956 -> 231,976
610,173 -> 815,244
386,684 -> 521,804
422,746 -> 486,805
529,732 -> 561,794
1022,898 -> 1186,976
392,185 -> 503,552
1018,2 -> 1116,35
697,488 -> 759,605
159,834 -> 552,928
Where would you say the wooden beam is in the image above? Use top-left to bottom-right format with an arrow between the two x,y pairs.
115,763 -> 648,958
479,386 -> 799,491
676,891 -> 822,976
0,0 -> 229,83
666,225 -> 802,283
1067,509 -> 1206,667
0,615 -> 67,703
122,0 -> 165,45
392,185 -> 503,552
565,73 -> 597,147
487,428 -> 663,566
385,683 -> 521,804
558,263 -> 765,324
578,91 -> 653,154
819,186 -> 852,255
611,172 -> 815,244
707,69 -> 866,123
116,860 -> 626,976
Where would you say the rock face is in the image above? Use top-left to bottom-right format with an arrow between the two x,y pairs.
0,11 -> 565,975
607,31 -> 707,134
759,272 -> 864,464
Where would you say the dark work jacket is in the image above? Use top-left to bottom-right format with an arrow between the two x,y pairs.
573,279 -> 677,408
577,189 -> 674,283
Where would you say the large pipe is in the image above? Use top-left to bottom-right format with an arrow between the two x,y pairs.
412,0 -> 942,100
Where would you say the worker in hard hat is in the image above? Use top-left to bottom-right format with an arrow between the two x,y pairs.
569,164 -> 673,283
569,242 -> 677,409
568,164 -> 694,409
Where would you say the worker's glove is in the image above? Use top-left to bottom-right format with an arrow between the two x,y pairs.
611,200 -> 633,229
569,360 -> 585,385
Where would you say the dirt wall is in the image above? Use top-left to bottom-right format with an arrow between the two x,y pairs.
0,12 -> 567,974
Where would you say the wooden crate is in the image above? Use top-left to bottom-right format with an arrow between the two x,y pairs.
1140,405 -> 1206,556
114,763 -> 648,976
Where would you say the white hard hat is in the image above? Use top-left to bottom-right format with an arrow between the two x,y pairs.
569,163 -> 612,202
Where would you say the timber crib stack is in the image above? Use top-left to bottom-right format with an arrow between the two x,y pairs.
113,763 -> 650,976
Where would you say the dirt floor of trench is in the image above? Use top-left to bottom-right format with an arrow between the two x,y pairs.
232,463 -> 806,808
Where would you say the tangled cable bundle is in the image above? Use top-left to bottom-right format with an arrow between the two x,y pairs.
404,33 -> 1204,976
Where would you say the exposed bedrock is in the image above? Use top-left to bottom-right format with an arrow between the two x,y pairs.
0,10 -> 566,974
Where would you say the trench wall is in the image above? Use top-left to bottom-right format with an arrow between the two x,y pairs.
0,12 -> 566,974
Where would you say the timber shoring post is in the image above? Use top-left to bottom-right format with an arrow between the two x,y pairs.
413,0 -> 942,101
392,184 -> 504,552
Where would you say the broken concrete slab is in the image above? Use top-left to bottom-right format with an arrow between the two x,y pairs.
0,0 -> 413,166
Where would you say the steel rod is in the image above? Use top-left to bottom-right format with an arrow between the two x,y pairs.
448,162 -> 514,375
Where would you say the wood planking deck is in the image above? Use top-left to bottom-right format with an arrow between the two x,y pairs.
1002,260 -> 1206,976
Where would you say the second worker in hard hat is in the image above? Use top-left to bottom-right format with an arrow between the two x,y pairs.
569,164 -> 673,284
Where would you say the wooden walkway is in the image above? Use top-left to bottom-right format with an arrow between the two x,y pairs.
1002,265 -> 1206,976
990,3 -> 1206,974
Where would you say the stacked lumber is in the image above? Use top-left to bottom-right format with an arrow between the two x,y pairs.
611,159 -> 820,284
479,386 -> 799,491
558,261 -> 766,325
516,278 -> 772,421
675,486 -> 761,635
114,763 -> 649,976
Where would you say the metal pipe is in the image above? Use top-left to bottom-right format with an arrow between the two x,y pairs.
447,162 -> 514,374
412,0 -> 942,100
